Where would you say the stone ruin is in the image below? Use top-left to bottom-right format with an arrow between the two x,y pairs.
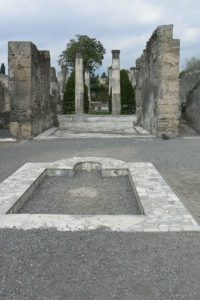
8,42 -> 58,139
0,74 -> 10,128
2,25 -> 199,139
179,71 -> 200,132
135,25 -> 180,137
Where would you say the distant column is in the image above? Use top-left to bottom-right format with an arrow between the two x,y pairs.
108,66 -> 112,96
111,50 -> 121,115
61,64 -> 67,99
84,69 -> 91,103
75,53 -> 84,114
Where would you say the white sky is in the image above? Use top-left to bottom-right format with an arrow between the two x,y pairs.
0,0 -> 200,74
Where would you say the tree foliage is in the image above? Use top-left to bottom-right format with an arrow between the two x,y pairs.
0,63 -> 5,75
120,69 -> 135,114
63,71 -> 75,114
59,35 -> 106,73
185,56 -> 200,72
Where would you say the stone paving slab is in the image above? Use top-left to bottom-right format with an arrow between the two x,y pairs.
0,157 -> 199,232
34,127 -> 155,140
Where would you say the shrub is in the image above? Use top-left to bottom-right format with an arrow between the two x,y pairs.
120,69 -> 135,114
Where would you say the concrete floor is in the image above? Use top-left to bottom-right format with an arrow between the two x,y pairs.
0,136 -> 200,299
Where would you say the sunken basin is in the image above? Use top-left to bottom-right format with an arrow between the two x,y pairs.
0,157 -> 199,232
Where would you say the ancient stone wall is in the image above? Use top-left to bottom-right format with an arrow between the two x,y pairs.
8,42 -> 56,139
179,71 -> 200,105
180,72 -> 200,131
0,75 -> 10,128
135,25 -> 180,137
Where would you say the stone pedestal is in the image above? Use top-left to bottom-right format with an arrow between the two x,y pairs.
111,50 -> 121,115
75,53 -> 84,114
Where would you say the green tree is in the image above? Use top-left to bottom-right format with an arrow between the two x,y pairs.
120,69 -> 135,114
59,35 -> 106,73
0,63 -> 5,75
185,56 -> 200,72
101,72 -> 106,78
63,71 -> 89,114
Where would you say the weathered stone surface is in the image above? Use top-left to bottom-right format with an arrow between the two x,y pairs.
108,66 -> 112,95
128,67 -> 137,88
75,53 -> 84,114
135,25 -> 180,137
50,67 -> 62,114
84,70 -> 91,103
8,41 -> 57,139
111,50 -> 121,115
180,71 -> 200,105
0,75 -> 10,128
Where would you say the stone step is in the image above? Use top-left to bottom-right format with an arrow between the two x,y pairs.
57,114 -> 136,132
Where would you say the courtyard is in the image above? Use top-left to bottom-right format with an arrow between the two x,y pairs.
0,135 -> 200,299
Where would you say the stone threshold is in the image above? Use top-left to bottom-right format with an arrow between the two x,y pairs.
0,157 -> 199,232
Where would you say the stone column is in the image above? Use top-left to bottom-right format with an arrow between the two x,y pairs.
111,50 -> 121,115
84,69 -> 91,103
60,64 -> 68,100
129,67 -> 137,88
108,66 -> 112,96
75,53 -> 84,114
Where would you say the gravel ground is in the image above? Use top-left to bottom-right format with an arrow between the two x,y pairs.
1,137 -> 200,299
18,171 -> 140,215
0,229 -> 200,300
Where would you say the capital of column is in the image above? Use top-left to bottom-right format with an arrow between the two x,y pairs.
111,50 -> 120,59
76,53 -> 82,59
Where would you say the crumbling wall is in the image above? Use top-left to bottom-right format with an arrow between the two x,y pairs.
135,25 -> 180,137
180,71 -> 200,105
8,41 -> 56,139
180,72 -> 200,131
0,75 -> 10,128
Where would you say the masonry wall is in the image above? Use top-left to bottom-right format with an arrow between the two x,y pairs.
0,75 -> 10,128
135,25 -> 180,137
8,41 -> 56,139
180,72 -> 200,132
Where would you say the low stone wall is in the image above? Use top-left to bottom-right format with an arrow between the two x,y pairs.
0,75 -> 10,128
8,42 -> 57,139
179,72 -> 200,131
135,25 -> 180,137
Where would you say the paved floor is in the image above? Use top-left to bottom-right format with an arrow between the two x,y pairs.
1,137 -> 200,299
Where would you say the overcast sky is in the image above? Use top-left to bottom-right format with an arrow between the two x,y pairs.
0,0 -> 200,75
